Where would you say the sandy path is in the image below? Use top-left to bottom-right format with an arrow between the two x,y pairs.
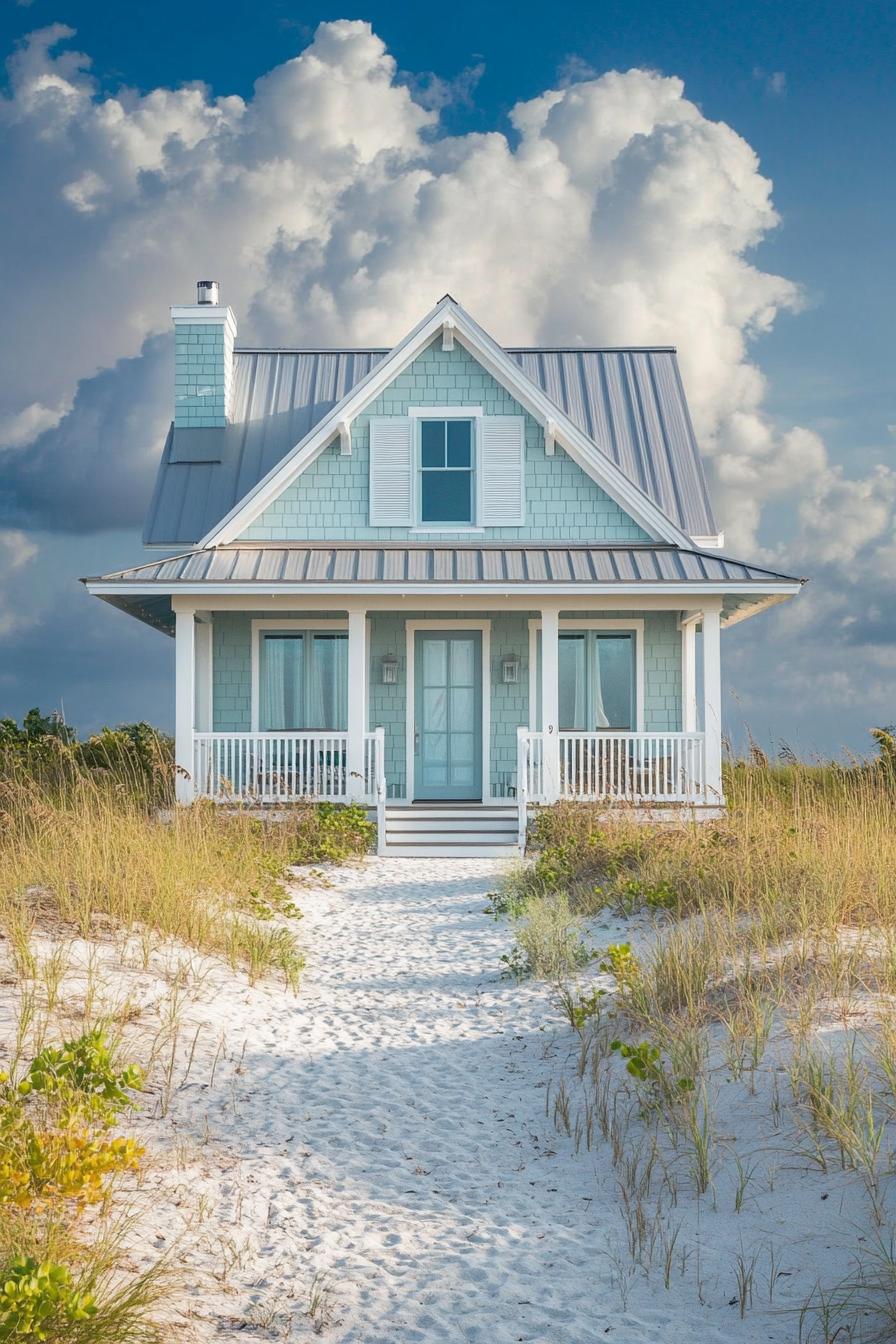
151,856 -> 716,1342
115,856 -> 849,1342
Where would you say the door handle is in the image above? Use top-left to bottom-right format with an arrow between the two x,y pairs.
414,726 -> 420,751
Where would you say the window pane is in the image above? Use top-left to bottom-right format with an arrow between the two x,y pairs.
260,635 -> 303,730
558,635 -> 587,730
421,470 -> 472,522
595,636 -> 633,729
309,634 -> 348,730
446,420 -> 472,467
421,421 -> 445,467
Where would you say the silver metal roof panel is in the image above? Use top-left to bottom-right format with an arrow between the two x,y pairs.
144,344 -> 717,545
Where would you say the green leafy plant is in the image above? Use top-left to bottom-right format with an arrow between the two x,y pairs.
290,802 -> 375,862
558,985 -> 607,1034
17,1031 -> 142,1127
610,1039 -> 695,1103
599,943 -> 642,990
0,1257 -> 97,1340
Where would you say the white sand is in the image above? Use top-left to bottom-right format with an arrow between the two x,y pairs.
3,857 -> 879,1339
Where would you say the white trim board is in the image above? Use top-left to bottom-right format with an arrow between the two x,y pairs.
197,296 -> 692,549
527,618 -> 645,732
404,619 -> 492,805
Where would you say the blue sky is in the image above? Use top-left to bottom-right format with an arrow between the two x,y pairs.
0,1 -> 893,754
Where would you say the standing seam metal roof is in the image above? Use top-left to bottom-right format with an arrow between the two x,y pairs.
90,544 -> 800,588
143,345 -> 717,545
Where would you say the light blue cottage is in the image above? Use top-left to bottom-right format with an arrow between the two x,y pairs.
86,286 -> 804,855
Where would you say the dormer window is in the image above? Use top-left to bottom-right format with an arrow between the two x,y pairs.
420,418 -> 474,524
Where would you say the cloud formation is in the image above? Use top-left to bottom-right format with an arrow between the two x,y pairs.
0,19 -> 892,744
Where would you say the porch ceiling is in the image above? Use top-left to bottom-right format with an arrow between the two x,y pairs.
82,543 -> 805,634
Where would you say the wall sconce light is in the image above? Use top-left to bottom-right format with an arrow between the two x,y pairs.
381,654 -> 399,685
501,654 -> 520,685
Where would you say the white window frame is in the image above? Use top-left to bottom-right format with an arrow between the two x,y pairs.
408,406 -> 484,533
250,618 -> 349,732
527,618 -> 645,732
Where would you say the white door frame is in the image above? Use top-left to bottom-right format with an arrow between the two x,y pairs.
405,619 -> 492,804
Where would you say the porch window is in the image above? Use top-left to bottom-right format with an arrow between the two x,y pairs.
259,632 -> 348,731
538,631 -> 636,730
420,419 -> 474,524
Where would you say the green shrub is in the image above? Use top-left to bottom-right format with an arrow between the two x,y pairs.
0,1257 -> 97,1340
502,894 -> 597,981
290,802 -> 375,863
17,1030 -> 142,1127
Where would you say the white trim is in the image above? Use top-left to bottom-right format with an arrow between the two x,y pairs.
174,607 -> 196,804
249,618 -> 348,732
527,618 -> 645,733
94,580 -> 801,603
544,419 -> 557,456
405,619 -> 492,804
691,533 -> 724,549
171,305 -> 237,342
194,618 -> 213,732
407,405 -> 483,418
197,297 -> 691,548
338,419 -> 352,456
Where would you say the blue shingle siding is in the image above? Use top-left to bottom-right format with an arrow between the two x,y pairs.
174,323 -> 233,428
210,607 -> 680,784
239,338 -> 650,543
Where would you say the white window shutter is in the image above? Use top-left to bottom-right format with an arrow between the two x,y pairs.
480,416 -> 525,526
369,417 -> 414,526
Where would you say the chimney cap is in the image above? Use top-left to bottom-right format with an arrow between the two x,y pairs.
197,279 -> 220,305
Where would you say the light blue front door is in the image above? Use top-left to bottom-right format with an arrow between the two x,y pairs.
414,631 -> 482,800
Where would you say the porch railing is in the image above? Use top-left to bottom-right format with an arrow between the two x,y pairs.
192,731 -> 382,805
517,730 -> 708,806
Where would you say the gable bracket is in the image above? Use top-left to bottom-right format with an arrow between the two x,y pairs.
441,318 -> 456,352
544,418 -> 557,457
338,418 -> 353,456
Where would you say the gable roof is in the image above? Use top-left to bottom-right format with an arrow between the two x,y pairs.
144,297 -> 717,547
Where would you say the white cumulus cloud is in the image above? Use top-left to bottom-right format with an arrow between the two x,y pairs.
0,19 -> 892,746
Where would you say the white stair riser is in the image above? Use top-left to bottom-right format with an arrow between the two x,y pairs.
387,819 -> 517,834
383,845 -> 519,858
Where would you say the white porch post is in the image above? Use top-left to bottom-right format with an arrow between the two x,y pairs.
194,615 -> 213,733
680,612 -> 699,734
540,605 -> 561,804
702,601 -> 723,802
174,604 -> 196,805
346,605 -> 367,802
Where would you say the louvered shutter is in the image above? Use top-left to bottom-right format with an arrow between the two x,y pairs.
480,416 -> 525,526
369,417 -> 414,526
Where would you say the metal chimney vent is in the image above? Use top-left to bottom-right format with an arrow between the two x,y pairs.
197,279 -> 220,306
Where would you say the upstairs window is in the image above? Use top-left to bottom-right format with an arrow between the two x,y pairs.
420,419 -> 474,524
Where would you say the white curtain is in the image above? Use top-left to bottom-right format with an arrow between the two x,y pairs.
260,635 -> 303,730
593,637 -> 610,728
558,636 -> 587,730
308,635 -> 348,730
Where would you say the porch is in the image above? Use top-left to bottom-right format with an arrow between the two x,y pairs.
173,597 -> 724,853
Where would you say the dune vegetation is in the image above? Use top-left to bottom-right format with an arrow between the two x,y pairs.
0,711 -> 373,1340
495,737 -> 896,1338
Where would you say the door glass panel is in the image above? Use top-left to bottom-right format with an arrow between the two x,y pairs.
260,635 -> 303,730
422,638 -> 447,685
427,733 -> 448,763
423,687 -> 448,732
594,635 -> 634,729
451,732 -> 475,764
450,638 -> 475,685
450,686 -> 474,731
